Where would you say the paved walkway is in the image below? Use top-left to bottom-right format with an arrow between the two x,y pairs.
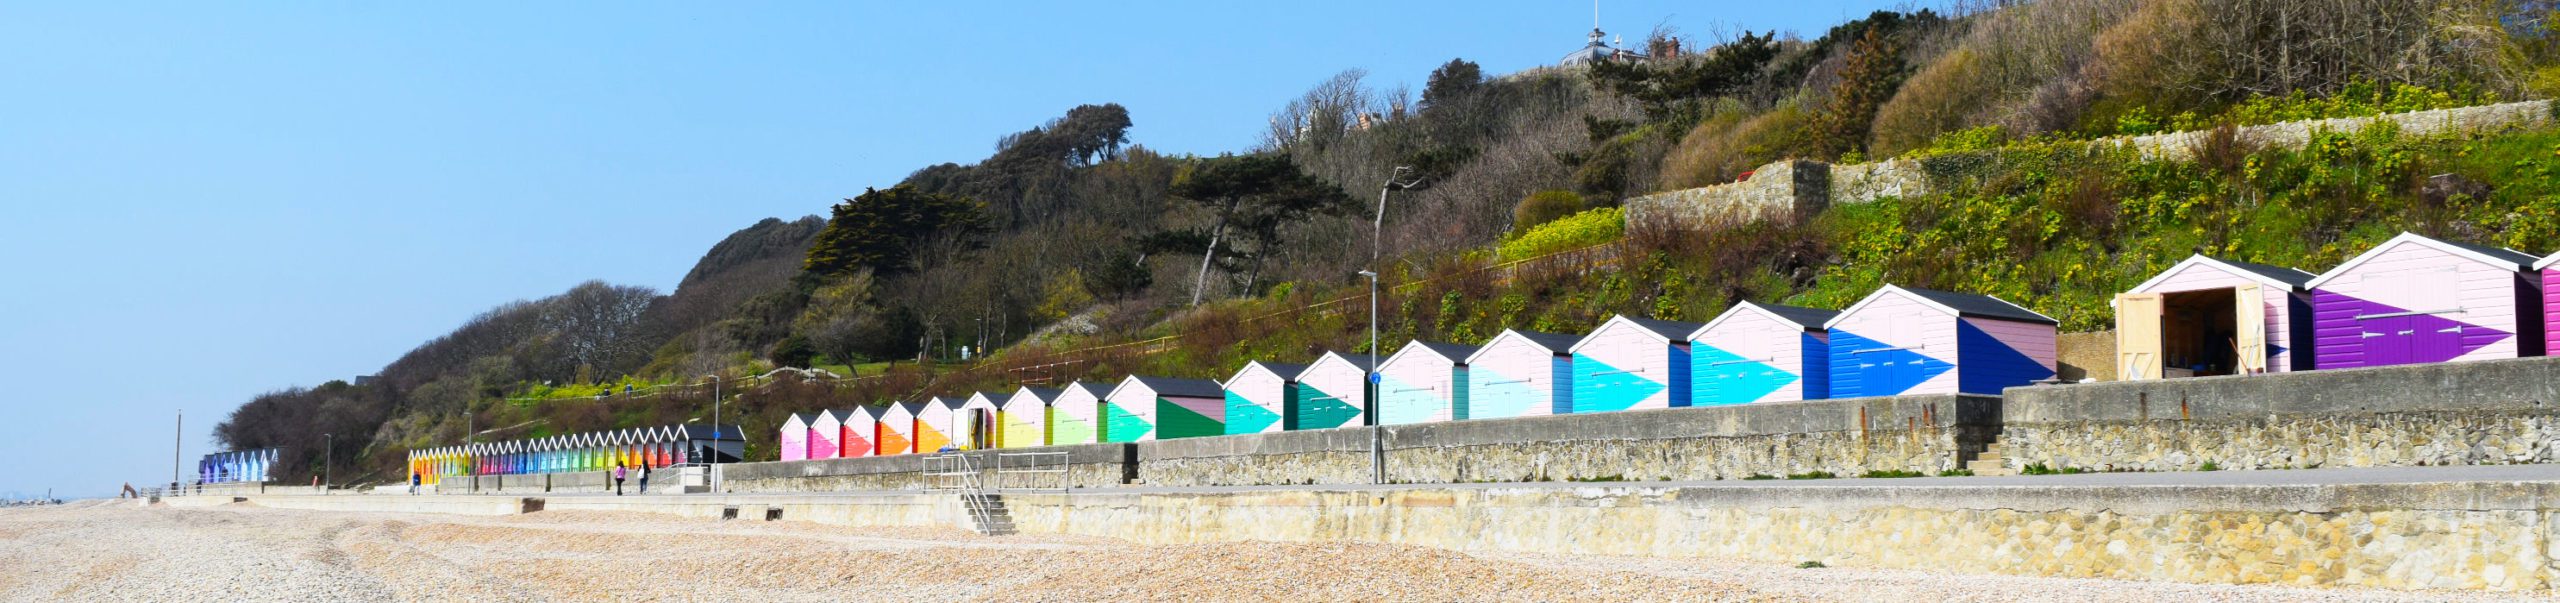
422,463 -> 2560,499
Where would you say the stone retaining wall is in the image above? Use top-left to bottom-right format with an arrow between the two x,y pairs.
1138,394 -> 1999,486
2000,356 -> 2560,472
1630,100 -> 2557,224
720,442 -> 1133,492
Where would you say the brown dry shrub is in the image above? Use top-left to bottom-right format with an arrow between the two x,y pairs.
1871,47 -> 1996,156
1655,104 -> 1810,190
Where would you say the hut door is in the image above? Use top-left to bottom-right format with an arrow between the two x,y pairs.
2233,286 -> 2267,374
2115,293 -> 2164,380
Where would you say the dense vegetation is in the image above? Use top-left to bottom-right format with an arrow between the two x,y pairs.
218,0 -> 2560,483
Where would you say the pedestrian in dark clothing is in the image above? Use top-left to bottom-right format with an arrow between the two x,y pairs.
613,463 -> 627,496
638,463 -> 652,495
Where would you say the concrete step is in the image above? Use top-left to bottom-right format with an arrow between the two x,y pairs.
1966,458 -> 2014,476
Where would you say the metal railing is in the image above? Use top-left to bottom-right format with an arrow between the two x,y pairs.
993,451 -> 1071,493
921,451 -> 1011,534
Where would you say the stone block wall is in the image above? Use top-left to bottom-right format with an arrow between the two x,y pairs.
1381,394 -> 1998,483
1631,100 -> 2556,227
1999,356 -> 2560,471
1624,159 -> 1829,228
720,442 -> 1134,492
1134,394 -> 1999,486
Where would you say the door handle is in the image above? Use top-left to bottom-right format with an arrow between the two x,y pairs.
2437,326 -> 2463,333
2361,332 -> 2384,338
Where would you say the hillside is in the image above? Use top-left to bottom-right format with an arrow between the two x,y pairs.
218,1 -> 2560,480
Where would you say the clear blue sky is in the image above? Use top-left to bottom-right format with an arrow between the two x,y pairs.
0,1 -> 1908,497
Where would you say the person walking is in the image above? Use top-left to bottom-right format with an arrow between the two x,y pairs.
409,472 -> 420,495
613,463 -> 627,496
637,463 -> 652,495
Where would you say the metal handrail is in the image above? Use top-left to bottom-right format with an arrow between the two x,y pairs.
993,451 -> 1071,493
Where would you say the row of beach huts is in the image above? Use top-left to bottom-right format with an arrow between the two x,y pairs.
779,232 -> 2559,460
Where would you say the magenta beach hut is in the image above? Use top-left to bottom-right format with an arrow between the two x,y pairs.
2308,232 -> 2544,369
807,409 -> 843,460
778,413 -> 809,462
2543,251 -> 2560,356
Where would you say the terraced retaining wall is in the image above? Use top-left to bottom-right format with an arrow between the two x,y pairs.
1999,356 -> 2560,472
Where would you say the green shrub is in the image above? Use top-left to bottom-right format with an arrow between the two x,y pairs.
1511,190 -> 1587,236
1796,561 -> 1827,569
1786,471 -> 1837,480
1741,474 -> 1778,481
1859,469 -> 1926,478
1936,468 -> 1975,477
2197,460 -> 2221,472
1498,207 -> 1623,260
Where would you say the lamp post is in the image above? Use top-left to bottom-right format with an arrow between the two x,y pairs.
171,410 -> 182,493
1358,269 -> 1381,484
321,433 -> 332,494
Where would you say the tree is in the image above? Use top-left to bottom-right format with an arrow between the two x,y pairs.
1168,154 -> 1357,305
1807,27 -> 1906,160
1420,58 -> 1484,113
1586,31 -> 1781,120
803,185 -> 991,279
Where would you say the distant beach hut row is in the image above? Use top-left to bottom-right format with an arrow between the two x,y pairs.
775,283 -> 2062,457
750,232 -> 2557,464
198,449 -> 278,484
407,425 -> 742,486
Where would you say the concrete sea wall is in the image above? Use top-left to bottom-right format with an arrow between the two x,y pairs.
721,442 -> 1133,492
1106,394 -> 2000,487
212,474 -> 2560,593
2000,357 -> 2560,472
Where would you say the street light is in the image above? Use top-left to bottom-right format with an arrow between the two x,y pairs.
1358,269 -> 1382,484
321,433 -> 332,494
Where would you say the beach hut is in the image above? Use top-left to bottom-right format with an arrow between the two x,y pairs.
1048,381 -> 1109,445
808,410 -> 843,460
838,406 -> 877,458
1376,341 -> 1479,425
778,413 -> 809,461
2544,251 -> 2560,356
914,396 -> 961,453
1824,285 -> 2058,397
1104,375 -> 1226,441
1000,387 -> 1060,448
2308,232 -> 2545,369
1462,329 -> 1583,420
2115,255 -> 2318,379
960,392 -> 1005,450
877,401 -> 919,456
1688,302 -> 1837,404
1570,315 -> 1708,413
1221,361 -> 1307,435
1295,352 -> 1376,429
